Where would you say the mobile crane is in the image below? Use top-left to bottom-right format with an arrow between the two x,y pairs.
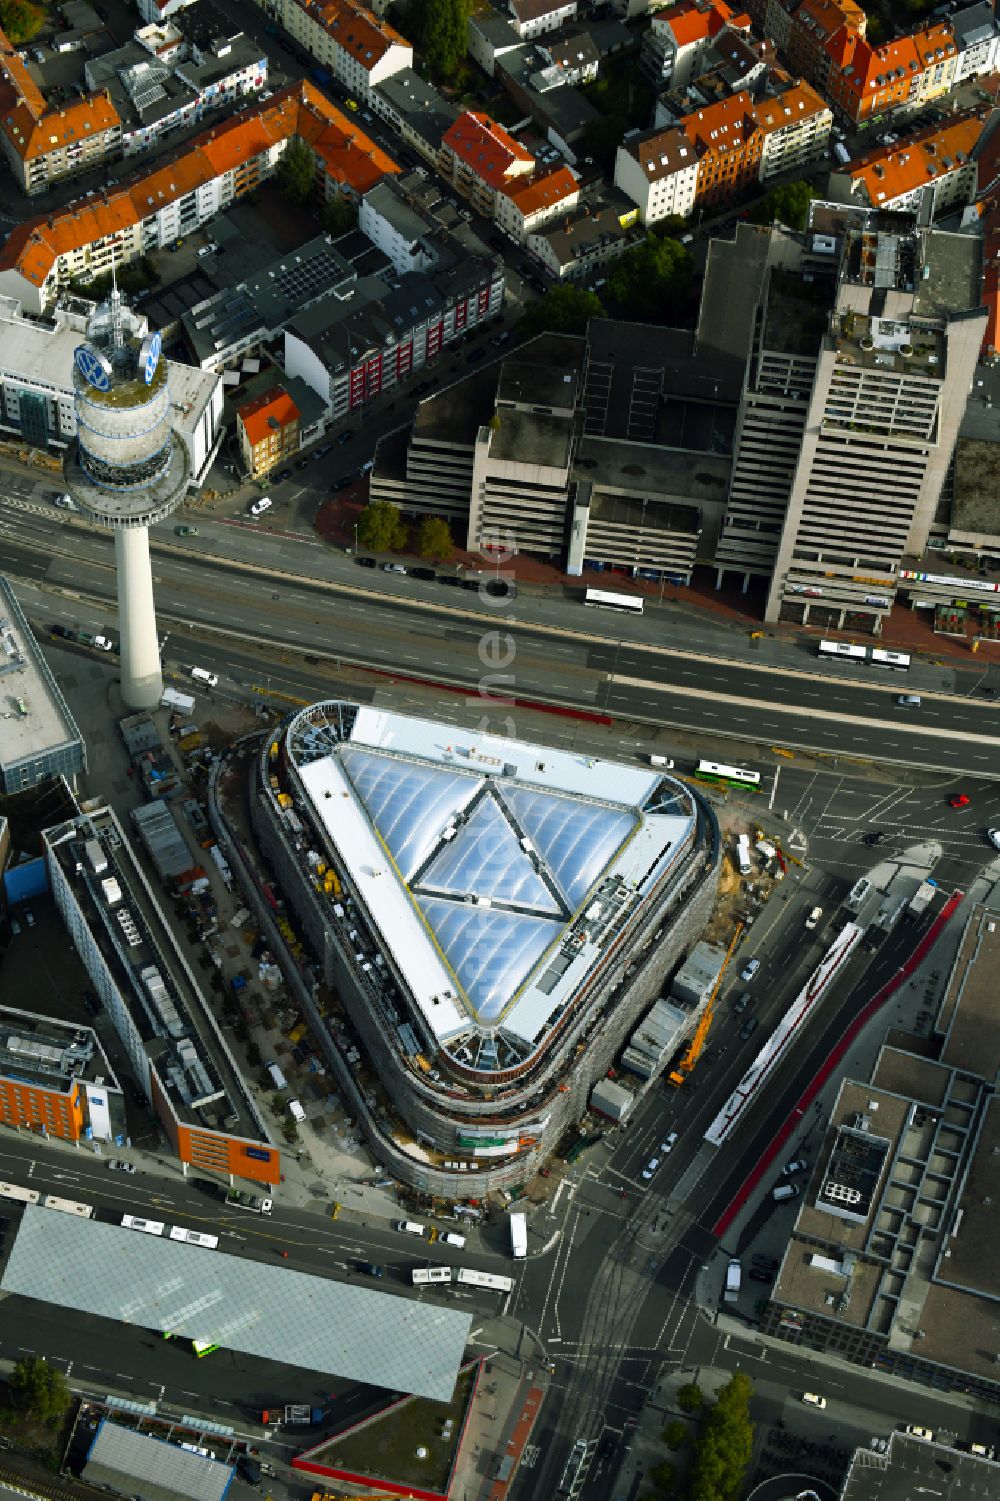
667,923 -> 743,1088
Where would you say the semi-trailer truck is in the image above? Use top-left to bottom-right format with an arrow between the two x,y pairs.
225,1189 -> 272,1215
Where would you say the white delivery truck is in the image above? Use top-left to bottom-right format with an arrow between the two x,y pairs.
510,1211 -> 527,1259
724,1257 -> 742,1304
161,687 -> 196,714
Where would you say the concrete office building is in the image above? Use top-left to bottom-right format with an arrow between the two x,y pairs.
64,286 -> 189,708
45,801 -> 281,1185
0,576 -> 86,793
250,701 -> 721,1193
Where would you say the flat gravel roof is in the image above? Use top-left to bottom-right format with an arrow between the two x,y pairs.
2,1208 -> 470,1403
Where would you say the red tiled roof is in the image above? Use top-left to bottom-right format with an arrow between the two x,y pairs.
681,90 -> 761,153
443,111 -> 534,188
501,165 -> 578,217
842,109 -> 986,206
755,80 -> 830,134
239,387 -> 300,447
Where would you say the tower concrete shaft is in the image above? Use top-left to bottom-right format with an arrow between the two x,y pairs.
115,527 -> 163,708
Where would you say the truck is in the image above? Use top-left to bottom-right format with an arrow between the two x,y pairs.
510,1210 -> 527,1259
261,1405 -> 324,1427
736,834 -> 752,877
907,879 -> 937,920
832,140 -> 851,165
225,1189 -> 273,1215
161,686 -> 196,714
724,1257 -> 742,1304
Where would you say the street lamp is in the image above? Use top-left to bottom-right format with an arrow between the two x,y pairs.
353,521 -> 358,556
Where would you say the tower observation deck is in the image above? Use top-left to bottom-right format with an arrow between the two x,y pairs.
64,284 -> 189,707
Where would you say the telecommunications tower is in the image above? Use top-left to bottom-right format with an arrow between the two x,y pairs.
64,278 -> 189,708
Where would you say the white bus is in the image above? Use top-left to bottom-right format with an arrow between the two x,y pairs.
121,1215 -> 165,1236
169,1226 -> 219,1249
870,648 -> 910,671
411,1266 -> 453,1286
694,761 -> 762,791
584,588 -> 643,615
0,1182 -> 40,1206
818,640 -> 867,662
41,1194 -> 93,1219
456,1268 -> 514,1293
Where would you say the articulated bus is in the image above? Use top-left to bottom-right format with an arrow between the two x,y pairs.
0,1183 -> 41,1206
412,1266 -> 453,1286
455,1268 -> 514,1293
122,1215 -> 165,1236
818,640 -> 867,662
694,761 -> 762,792
869,648 -> 910,671
169,1226 -> 219,1249
41,1195 -> 94,1219
583,588 -> 644,616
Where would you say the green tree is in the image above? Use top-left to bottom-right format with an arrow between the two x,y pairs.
321,194 -> 358,236
687,1371 -> 754,1501
677,1380 -> 704,1413
357,498 -> 408,553
663,1419 -> 688,1451
417,0 -> 472,81
9,1357 -> 70,1427
0,0 -> 44,44
648,1460 -> 676,1494
750,178 -> 816,230
418,515 -> 453,560
276,137 -> 317,206
519,284 -> 604,339
605,235 -> 693,324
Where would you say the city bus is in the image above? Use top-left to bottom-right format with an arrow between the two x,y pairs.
41,1194 -> 94,1219
169,1226 -> 219,1249
455,1268 -> 514,1293
694,761 -> 762,792
412,1266 -> 453,1286
817,640 -> 867,662
869,648 -> 910,671
583,588 -> 644,615
121,1215 -> 165,1236
0,1182 -> 40,1206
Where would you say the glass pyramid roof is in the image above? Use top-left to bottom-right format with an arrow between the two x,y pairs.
416,897 -> 563,1022
339,748 -> 476,882
502,786 -> 635,907
420,796 -> 562,915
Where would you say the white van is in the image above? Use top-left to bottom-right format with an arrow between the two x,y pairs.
249,496 -> 273,517
441,1231 -> 466,1249
190,667 -> 218,687
266,1061 -> 287,1091
397,1220 -> 426,1236
287,1098 -> 306,1123
897,694 -> 921,707
772,1183 -> 800,1203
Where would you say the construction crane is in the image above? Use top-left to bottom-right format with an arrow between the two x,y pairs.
667,923 -> 743,1088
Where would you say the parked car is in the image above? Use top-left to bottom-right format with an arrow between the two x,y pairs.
732,991 -> 752,1014
192,1177 -> 224,1198
108,1160 -> 136,1174
358,1260 -> 384,1277
660,1132 -> 679,1153
987,828 -> 1000,850
751,1253 -> 779,1270
782,1159 -> 808,1176
382,562 -> 407,575
355,556 -> 376,568
804,906 -> 823,930
749,1269 -> 773,1284
23,909 -> 35,928
739,1016 -> 759,1041
9,915 -> 21,936
336,430 -> 355,446
175,525 -> 198,537
641,1157 -> 660,1181
740,958 -> 760,982
903,1425 -> 935,1441
410,568 -> 436,581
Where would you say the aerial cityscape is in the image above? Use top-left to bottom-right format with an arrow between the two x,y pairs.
0,0 -> 997,1499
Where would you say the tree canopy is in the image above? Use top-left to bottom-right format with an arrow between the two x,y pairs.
604,235 -> 693,324
357,498 -> 408,553
0,0 -> 43,43
276,137 -> 317,206
9,1357 -> 71,1427
519,284 -> 604,340
321,195 -> 358,236
418,515 -> 454,560
750,179 -> 816,231
406,0 -> 472,81
687,1371 -> 755,1501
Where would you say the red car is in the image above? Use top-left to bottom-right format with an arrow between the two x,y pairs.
949,794 -> 971,809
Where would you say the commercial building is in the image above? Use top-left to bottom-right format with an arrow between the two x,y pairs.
0,1006 -> 119,1142
250,701 -> 721,1192
237,386 -> 301,477
0,576 -> 86,793
0,293 -> 221,484
46,801 -> 281,1184
761,901 -> 1000,1405
0,82 -> 395,316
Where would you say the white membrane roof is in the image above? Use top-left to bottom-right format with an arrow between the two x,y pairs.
294,706 -> 694,1052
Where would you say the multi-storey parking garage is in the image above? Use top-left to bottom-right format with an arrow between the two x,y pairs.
251,702 -> 721,1192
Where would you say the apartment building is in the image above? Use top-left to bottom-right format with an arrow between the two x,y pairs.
0,43 -> 122,196
832,110 -> 987,216
684,92 -> 764,206
756,79 -> 832,180
237,386 -> 301,477
495,165 -> 580,243
951,2 -> 1000,85
764,205 -> 985,630
614,124 -> 699,224
0,83 -> 395,314
440,111 -> 535,217
643,0 -> 746,87
508,0 -> 578,41
785,0 -> 866,97
256,0 -> 412,100
528,194 -> 641,279
371,68 -> 457,170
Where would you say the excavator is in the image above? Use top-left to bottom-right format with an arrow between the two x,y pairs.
667,922 -> 743,1088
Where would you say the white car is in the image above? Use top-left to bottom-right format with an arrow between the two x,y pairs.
740,958 -> 760,982
641,1157 -> 660,1181
904,1425 -> 935,1442
660,1132 -> 679,1153
988,828 -> 1000,850
802,1392 -> 827,1408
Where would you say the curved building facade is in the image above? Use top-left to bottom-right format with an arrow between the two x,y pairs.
251,701 -> 722,1193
